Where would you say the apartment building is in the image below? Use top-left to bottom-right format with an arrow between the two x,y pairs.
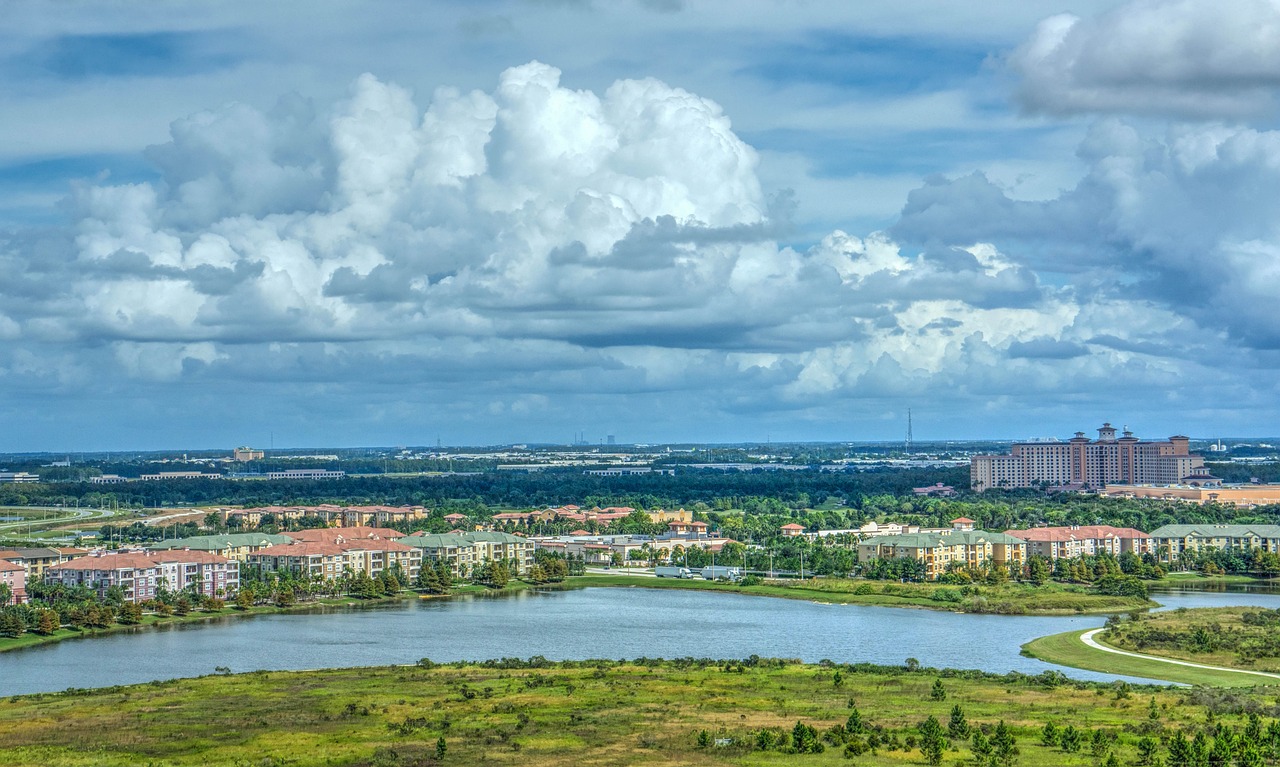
247,542 -> 348,580
1003,525 -> 1154,559
149,533 -> 294,561
400,531 -> 534,577
1148,524 -> 1280,563
0,560 -> 27,604
46,550 -> 238,602
398,533 -> 479,577
335,538 -> 421,580
971,423 -> 1205,491
0,547 -> 87,579
247,529 -> 423,580
858,528 -> 1027,581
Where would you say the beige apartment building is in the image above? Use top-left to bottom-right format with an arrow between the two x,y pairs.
858,526 -> 1027,581
399,531 -> 534,577
971,423 -> 1205,491
1103,484 -> 1280,507
1148,524 -> 1280,564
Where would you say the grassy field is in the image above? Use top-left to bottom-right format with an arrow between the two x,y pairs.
1020,629 -> 1267,687
0,658 -> 1258,766
1104,606 -> 1280,672
576,574 -> 1154,615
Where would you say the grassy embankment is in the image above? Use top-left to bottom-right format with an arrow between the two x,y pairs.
0,658 -> 1252,767
1020,629 -> 1267,688
1104,606 -> 1280,672
574,574 -> 1154,615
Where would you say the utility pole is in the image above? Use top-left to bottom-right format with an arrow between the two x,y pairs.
906,408 -> 913,455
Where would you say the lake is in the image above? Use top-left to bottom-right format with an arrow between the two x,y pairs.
1,586 -> 1276,696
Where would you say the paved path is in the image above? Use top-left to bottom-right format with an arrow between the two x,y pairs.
1080,628 -> 1280,682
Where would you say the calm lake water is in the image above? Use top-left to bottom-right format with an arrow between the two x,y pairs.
1,586 -> 1277,696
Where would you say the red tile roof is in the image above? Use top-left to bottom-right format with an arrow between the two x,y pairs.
286,526 -> 401,542
50,550 -> 230,570
252,542 -> 346,557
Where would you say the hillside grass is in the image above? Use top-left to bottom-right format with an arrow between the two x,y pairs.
0,658 -> 1255,767
1020,629 -> 1266,687
1104,606 -> 1280,673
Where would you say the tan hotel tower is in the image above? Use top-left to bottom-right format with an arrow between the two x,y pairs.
970,423 -> 1205,491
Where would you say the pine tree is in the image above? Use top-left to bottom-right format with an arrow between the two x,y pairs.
1040,722 -> 1058,747
949,704 -> 970,739
992,721 -> 1018,767
845,707 -> 865,734
930,678 -> 947,701
919,715 -> 946,766
1060,724 -> 1083,753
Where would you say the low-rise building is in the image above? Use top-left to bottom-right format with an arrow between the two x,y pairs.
46,550 -> 238,602
1003,525 -> 1154,559
399,531 -> 534,577
858,529 -> 1027,581
148,533 -> 294,561
0,547 -> 87,580
1148,524 -> 1280,563
247,542 -> 348,580
0,472 -> 39,483
0,560 -> 27,604
264,469 -> 345,480
398,533 -> 478,577
139,471 -> 222,480
1103,484 -> 1280,507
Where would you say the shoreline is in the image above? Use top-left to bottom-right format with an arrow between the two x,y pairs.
0,571 -> 1267,657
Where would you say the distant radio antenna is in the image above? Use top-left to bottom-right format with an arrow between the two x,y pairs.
906,408 -> 913,454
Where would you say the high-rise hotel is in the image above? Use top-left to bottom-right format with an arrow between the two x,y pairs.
970,423 -> 1206,492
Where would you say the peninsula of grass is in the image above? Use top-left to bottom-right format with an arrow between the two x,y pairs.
573,574 -> 1155,614
0,657 -> 1265,766
1103,606 -> 1280,673
1158,572 -> 1280,586
1019,629 -> 1273,687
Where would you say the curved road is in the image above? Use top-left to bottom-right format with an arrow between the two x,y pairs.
1080,628 -> 1280,682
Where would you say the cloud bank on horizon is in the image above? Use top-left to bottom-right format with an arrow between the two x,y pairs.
1,0 -> 1278,449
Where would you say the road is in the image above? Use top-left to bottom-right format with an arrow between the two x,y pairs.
0,506 -> 119,536
1080,628 -> 1280,682
585,567 -> 655,577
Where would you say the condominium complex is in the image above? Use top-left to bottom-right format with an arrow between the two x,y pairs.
246,527 -> 423,581
400,531 -> 534,578
46,551 -> 239,603
1003,525 -> 1155,559
0,559 -> 26,604
856,520 -> 1027,580
970,423 -> 1205,491
1148,524 -> 1280,563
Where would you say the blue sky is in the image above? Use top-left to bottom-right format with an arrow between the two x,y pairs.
2,0 -> 1279,450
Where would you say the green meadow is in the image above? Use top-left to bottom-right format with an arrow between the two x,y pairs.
0,658 -> 1267,766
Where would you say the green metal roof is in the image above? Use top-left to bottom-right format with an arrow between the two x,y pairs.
1148,524 -> 1280,539
399,531 -> 530,549
148,533 -> 294,551
866,530 -> 1026,548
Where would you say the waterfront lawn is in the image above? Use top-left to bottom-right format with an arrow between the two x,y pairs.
1104,606 -> 1280,673
574,574 -> 1153,614
1020,629 -> 1264,687
0,658 -> 1259,766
